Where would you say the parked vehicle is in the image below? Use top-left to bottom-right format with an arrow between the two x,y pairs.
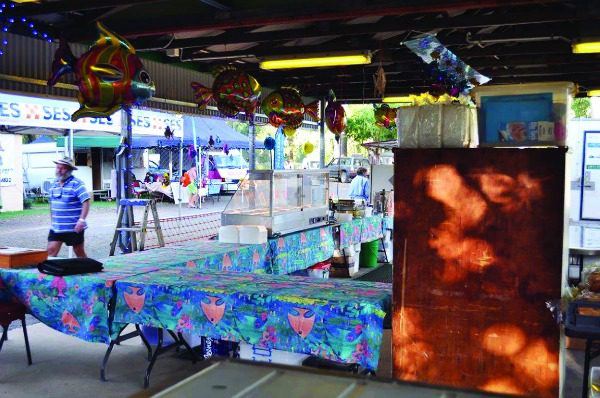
206,149 -> 248,192
326,156 -> 370,183
303,160 -> 321,170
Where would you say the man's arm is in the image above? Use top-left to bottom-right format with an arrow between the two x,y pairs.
80,199 -> 90,220
364,178 -> 370,202
74,199 -> 90,233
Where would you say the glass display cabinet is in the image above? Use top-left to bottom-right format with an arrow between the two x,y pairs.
221,169 -> 330,236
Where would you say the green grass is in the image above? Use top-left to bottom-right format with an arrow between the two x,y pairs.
0,200 -> 116,219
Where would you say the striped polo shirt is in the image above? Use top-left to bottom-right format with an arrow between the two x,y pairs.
49,176 -> 90,233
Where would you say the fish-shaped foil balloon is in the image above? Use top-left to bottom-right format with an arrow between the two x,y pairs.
191,66 -> 261,120
47,22 -> 155,122
261,87 -> 319,134
373,104 -> 397,129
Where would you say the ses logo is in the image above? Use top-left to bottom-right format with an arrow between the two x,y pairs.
0,102 -> 114,125
131,115 -> 183,131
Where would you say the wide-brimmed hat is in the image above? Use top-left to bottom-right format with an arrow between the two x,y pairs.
53,157 -> 78,170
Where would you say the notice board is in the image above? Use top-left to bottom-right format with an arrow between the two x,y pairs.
580,131 -> 600,220
393,148 -> 564,398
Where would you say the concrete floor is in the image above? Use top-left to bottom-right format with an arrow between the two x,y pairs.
0,322 -> 585,398
0,324 -> 390,398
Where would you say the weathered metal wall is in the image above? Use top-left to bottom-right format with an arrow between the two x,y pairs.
0,33 -> 210,113
0,33 -> 318,129
393,147 -> 564,398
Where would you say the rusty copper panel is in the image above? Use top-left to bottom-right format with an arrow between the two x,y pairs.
392,148 -> 564,398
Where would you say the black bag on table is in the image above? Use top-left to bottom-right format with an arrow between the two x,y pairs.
37,258 -> 103,276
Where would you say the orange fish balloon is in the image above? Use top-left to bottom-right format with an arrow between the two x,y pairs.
373,104 -> 398,129
47,22 -> 155,122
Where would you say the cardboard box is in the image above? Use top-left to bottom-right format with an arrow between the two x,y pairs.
0,247 -> 47,268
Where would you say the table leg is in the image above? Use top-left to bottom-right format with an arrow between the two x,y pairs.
144,328 -> 163,388
584,338 -> 592,398
101,340 -> 117,382
171,331 -> 198,363
135,324 -> 153,361
101,325 -> 145,381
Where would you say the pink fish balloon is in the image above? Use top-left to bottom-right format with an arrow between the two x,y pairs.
47,22 -> 155,121
325,91 -> 346,135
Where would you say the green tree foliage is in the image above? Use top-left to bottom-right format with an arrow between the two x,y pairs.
573,98 -> 591,118
344,105 -> 397,144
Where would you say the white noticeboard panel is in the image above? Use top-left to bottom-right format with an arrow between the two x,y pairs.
0,134 -> 16,187
581,131 -> 600,220
370,164 -> 394,197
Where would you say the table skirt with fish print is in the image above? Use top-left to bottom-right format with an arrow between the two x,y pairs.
113,269 -> 390,370
103,241 -> 271,274
0,265 -> 160,343
339,215 -> 384,249
268,226 -> 335,275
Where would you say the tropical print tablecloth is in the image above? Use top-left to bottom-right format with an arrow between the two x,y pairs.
268,226 -> 335,274
339,215 -> 384,249
0,264 -> 160,343
113,268 -> 391,370
103,241 -> 271,274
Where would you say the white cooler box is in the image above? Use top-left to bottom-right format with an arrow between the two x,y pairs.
239,343 -> 309,366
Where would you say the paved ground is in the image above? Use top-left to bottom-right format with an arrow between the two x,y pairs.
0,197 -> 228,260
0,181 -> 349,260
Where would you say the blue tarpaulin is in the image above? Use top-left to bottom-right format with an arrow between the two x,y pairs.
131,116 -> 264,149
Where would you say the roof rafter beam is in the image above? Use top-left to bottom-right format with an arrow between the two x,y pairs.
83,0 -> 568,39
132,6 -> 578,50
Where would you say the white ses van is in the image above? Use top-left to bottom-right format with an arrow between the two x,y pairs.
206,149 -> 248,192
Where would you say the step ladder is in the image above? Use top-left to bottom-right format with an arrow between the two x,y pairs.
109,199 -> 165,256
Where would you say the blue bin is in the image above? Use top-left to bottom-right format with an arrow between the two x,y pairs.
141,326 -> 176,346
201,337 -> 233,359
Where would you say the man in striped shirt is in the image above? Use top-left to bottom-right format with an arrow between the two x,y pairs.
47,157 -> 90,258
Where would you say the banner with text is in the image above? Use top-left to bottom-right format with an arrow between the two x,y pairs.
0,92 -> 182,136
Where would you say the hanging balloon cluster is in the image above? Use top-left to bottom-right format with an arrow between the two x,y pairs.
191,66 -> 262,120
325,90 -> 346,141
404,35 -> 490,97
164,126 -> 174,140
261,87 -> 319,137
263,136 -> 276,151
373,104 -> 397,130
303,142 -> 314,155
0,1 -> 54,56
47,22 -> 155,121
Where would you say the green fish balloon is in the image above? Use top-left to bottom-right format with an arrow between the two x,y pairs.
47,22 -> 155,121
261,87 -> 319,136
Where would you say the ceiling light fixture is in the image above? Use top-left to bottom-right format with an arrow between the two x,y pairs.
382,96 -> 412,103
573,40 -> 600,54
259,51 -> 371,70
